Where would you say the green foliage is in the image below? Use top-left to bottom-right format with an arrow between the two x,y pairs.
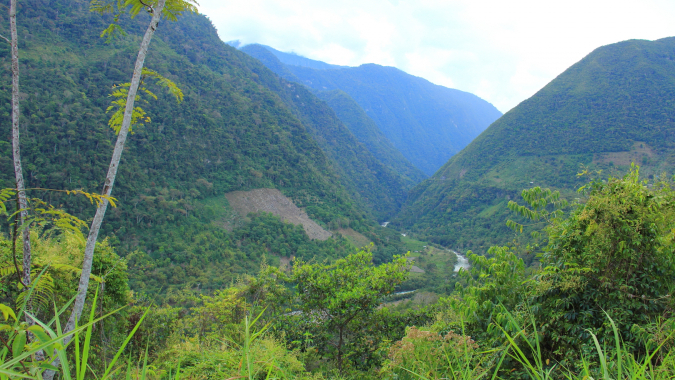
242,44 -> 502,176
425,168 -> 675,377
290,248 -> 410,371
381,326 -> 500,380
0,277 -> 139,379
106,68 -> 184,134
531,166 -> 675,359
396,37 -> 675,251
434,246 -> 530,347
91,0 -> 198,41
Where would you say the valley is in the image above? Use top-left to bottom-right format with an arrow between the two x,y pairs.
1,0 -> 674,378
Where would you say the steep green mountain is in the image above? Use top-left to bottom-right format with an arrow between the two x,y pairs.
241,44 -> 503,176
393,37 -> 675,252
240,44 -> 426,187
0,0 -> 410,296
240,64 -> 412,221
315,90 -> 427,186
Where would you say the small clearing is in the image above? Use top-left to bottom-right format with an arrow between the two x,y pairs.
594,141 -> 655,166
224,188 -> 332,240
337,228 -> 371,248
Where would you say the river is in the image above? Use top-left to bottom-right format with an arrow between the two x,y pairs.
450,250 -> 470,272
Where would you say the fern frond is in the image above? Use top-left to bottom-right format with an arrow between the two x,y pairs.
0,265 -> 20,278
142,68 -> 183,103
0,188 -> 15,217
64,189 -> 118,208
161,0 -> 199,22
51,264 -> 103,284
107,68 -> 183,134
17,274 -> 55,312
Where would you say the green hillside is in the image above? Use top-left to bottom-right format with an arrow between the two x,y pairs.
393,37 -> 675,252
240,64 -> 413,220
241,44 -> 426,189
316,90 -> 427,186
0,0 -> 409,296
242,43 -> 503,176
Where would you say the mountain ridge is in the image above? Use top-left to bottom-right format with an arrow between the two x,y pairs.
393,37 -> 675,251
241,43 -> 502,175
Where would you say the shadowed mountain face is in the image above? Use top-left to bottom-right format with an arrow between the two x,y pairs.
394,37 -> 675,252
241,44 -> 502,176
315,90 -> 427,185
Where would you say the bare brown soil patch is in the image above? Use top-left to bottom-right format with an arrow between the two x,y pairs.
406,257 -> 425,273
594,141 -> 655,166
224,188 -> 332,240
279,256 -> 293,271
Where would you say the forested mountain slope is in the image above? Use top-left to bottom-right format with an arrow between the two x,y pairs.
241,44 -> 426,188
393,37 -> 675,252
0,0 -> 409,296
316,90 -> 427,186
241,44 -> 503,176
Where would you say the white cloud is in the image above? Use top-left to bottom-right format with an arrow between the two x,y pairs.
198,0 -> 675,113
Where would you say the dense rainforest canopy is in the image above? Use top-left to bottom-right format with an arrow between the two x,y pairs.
0,0 -> 415,297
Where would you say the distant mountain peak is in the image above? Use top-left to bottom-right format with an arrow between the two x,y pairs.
243,43 -> 350,70
242,43 -> 502,175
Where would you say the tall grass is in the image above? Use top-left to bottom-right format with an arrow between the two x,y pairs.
0,272 -> 158,380
498,308 -> 675,380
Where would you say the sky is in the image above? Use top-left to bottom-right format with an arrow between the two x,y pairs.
197,0 -> 675,113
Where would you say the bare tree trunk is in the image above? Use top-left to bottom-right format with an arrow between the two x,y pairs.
64,0 -> 167,341
42,3 -> 166,379
9,0 -> 32,293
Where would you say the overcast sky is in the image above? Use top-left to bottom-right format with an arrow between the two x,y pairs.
197,0 -> 675,113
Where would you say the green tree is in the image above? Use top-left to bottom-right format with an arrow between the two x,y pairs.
291,247 -> 409,373
3,0 -> 33,311
64,0 -> 194,338
530,166 -> 675,359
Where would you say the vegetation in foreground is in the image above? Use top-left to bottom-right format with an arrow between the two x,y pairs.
0,166 -> 674,379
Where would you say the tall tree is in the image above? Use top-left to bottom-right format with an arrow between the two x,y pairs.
42,1 -> 195,378
292,248 -> 409,373
64,0 -> 195,337
5,0 -> 32,296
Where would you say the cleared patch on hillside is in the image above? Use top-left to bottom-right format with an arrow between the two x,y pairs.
337,228 -> 371,248
594,141 -> 655,166
224,188 -> 332,240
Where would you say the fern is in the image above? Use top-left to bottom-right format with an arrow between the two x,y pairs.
16,273 -> 54,312
0,188 -> 15,217
106,67 -> 184,134
0,263 -> 103,312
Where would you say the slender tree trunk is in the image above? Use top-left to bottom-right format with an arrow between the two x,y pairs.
64,0 -> 167,341
9,0 -> 31,293
337,325 -> 344,374
42,3 -> 166,379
